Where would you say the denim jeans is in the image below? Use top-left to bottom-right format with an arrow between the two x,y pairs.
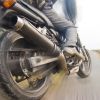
42,2 -> 77,47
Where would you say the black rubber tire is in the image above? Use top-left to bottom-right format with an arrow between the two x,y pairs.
77,49 -> 92,78
0,31 -> 50,100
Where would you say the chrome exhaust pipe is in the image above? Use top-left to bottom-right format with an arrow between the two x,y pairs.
10,16 -> 61,56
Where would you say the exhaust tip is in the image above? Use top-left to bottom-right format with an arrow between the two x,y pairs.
14,16 -> 24,31
1,14 -> 24,30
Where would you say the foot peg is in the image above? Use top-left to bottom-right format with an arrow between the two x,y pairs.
69,66 -> 79,74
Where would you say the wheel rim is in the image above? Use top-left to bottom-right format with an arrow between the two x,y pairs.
4,35 -> 47,94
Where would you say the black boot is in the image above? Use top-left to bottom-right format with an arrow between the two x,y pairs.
63,46 -> 85,60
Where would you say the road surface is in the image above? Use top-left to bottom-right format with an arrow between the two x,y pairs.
42,51 -> 100,100
0,51 -> 100,100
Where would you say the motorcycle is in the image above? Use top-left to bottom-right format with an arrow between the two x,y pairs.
0,0 -> 91,100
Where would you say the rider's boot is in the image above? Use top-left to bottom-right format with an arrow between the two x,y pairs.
63,46 -> 85,60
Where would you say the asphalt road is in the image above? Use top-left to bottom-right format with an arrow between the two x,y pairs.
0,51 -> 100,100
42,51 -> 100,100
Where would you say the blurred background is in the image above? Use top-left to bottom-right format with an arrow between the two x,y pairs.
54,0 -> 100,50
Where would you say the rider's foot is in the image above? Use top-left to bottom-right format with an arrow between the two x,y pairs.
63,46 -> 85,60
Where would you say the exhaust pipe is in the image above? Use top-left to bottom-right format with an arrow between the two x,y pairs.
7,15 -> 61,56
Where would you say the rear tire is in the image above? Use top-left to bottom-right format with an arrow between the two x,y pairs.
0,31 -> 50,100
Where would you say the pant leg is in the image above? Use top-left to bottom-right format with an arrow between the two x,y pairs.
42,4 -> 77,47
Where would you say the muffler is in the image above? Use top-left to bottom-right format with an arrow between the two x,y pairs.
4,15 -> 61,56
